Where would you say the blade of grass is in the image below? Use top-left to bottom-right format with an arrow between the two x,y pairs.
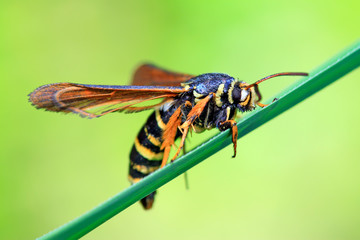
38,41 -> 360,240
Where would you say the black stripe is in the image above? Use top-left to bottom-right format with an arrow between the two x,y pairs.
221,94 -> 228,106
158,108 -> 173,124
129,145 -> 162,167
137,127 -> 162,153
144,112 -> 163,138
129,105 -> 183,208
129,164 -> 148,178
129,106 -> 182,186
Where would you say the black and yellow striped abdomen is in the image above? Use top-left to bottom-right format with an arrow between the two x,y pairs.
128,107 -> 179,209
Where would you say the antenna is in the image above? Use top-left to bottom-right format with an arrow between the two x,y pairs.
246,72 -> 308,103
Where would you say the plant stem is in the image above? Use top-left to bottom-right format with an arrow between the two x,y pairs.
37,40 -> 360,240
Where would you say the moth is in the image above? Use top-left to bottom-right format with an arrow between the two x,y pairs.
29,64 -> 308,209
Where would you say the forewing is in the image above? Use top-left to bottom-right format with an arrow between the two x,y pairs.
29,83 -> 185,118
132,64 -> 195,86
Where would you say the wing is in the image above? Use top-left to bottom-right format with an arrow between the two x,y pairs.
29,83 -> 185,118
132,64 -> 195,86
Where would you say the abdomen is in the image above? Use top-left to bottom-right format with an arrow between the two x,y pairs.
128,108 -> 175,209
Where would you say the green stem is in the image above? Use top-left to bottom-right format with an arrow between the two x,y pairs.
38,41 -> 360,240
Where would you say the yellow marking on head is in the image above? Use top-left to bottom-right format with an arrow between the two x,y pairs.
228,81 -> 236,104
215,83 -> 225,107
239,82 -> 249,88
131,163 -> 160,175
135,137 -> 164,160
155,109 -> 166,130
240,94 -> 250,107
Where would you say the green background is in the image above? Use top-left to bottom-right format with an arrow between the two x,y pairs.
1,0 -> 360,239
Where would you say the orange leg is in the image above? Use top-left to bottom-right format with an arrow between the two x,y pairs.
160,106 -> 183,168
257,98 -> 278,108
181,93 -> 214,129
170,94 -> 214,161
257,102 -> 268,108
159,100 -> 193,167
231,123 -> 238,158
218,120 -> 238,158
171,126 -> 189,161
161,146 -> 171,168
162,94 -> 214,165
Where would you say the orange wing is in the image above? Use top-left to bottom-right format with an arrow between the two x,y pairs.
29,83 -> 185,118
132,64 -> 195,86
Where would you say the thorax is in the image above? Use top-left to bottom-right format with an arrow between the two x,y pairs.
181,73 -> 240,132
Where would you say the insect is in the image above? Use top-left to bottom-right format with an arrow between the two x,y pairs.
29,64 -> 308,209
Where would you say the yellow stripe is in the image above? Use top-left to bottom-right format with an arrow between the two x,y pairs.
181,84 -> 191,90
147,133 -> 162,146
144,127 -> 162,146
193,91 -> 204,104
226,106 -> 231,120
128,175 -> 142,184
228,81 -> 236,104
155,109 -> 166,129
135,137 -> 164,160
193,91 -> 203,98
215,83 -> 225,107
131,163 -> 160,174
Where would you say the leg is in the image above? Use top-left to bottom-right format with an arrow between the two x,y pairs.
160,100 -> 193,167
181,93 -> 214,129
218,120 -> 238,158
171,94 -> 214,161
161,145 -> 171,168
256,97 -> 279,108
160,106 -> 183,168
171,126 -> 189,161
183,142 -> 189,190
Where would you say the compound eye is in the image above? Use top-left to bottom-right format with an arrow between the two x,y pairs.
232,86 -> 241,103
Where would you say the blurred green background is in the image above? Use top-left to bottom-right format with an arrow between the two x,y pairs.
1,0 -> 360,239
